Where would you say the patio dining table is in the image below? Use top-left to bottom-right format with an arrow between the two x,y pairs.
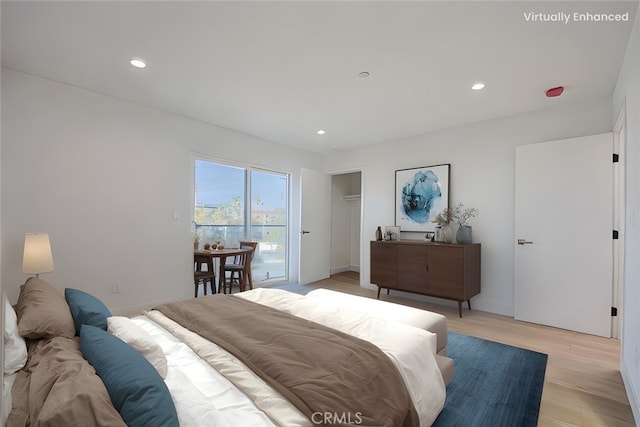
194,247 -> 252,293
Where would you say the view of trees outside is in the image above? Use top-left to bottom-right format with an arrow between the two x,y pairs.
194,160 -> 288,282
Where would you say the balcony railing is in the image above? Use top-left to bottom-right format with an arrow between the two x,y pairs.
194,224 -> 287,283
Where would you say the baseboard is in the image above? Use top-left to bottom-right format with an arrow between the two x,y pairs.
111,295 -> 182,317
330,266 -> 350,275
330,265 -> 360,275
361,282 -> 377,291
621,358 -> 640,425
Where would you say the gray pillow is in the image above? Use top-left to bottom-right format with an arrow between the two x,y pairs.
15,277 -> 75,339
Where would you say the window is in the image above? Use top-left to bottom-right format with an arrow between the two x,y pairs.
194,159 -> 288,283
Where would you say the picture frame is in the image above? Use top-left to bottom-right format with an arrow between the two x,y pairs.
384,226 -> 401,241
395,164 -> 450,232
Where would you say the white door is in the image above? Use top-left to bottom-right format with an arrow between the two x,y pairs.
514,133 -> 613,337
299,168 -> 331,284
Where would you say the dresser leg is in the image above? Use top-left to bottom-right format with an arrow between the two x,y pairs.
468,300 -> 472,311
377,287 -> 381,299
458,301 -> 463,318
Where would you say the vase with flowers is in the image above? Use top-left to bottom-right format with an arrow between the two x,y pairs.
193,232 -> 201,250
432,207 -> 455,243
452,203 -> 478,244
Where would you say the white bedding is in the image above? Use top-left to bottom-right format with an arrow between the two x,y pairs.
132,315 -> 281,427
305,288 -> 449,354
135,288 -> 446,427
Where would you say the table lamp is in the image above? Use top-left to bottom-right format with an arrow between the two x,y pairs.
22,233 -> 54,278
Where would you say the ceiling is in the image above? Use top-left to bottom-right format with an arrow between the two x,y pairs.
1,1 -> 637,153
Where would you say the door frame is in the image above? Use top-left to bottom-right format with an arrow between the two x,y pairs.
328,167 -> 365,284
299,167 -> 366,285
612,102 -> 626,339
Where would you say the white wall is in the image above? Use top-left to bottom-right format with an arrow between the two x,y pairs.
614,1 -> 640,422
0,69 -> 321,313
324,97 -> 613,316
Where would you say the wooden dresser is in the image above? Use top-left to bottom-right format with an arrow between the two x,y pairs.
370,240 -> 481,317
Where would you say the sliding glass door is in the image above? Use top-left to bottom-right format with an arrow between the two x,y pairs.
249,170 -> 288,281
194,159 -> 288,284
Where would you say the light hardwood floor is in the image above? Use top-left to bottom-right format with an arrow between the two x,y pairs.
310,272 -> 635,427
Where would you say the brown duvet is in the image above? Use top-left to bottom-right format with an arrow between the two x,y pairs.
7,337 -> 126,427
155,294 -> 419,427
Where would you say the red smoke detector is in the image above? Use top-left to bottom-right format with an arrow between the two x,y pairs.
545,86 -> 564,97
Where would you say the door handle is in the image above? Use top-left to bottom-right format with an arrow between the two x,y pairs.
517,239 -> 533,245
301,230 -> 311,234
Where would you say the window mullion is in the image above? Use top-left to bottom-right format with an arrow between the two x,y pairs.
245,168 -> 251,241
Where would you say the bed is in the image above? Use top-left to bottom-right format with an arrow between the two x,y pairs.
4,277 -> 450,427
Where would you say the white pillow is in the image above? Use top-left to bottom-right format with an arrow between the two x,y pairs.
107,316 -> 168,378
4,294 -> 28,374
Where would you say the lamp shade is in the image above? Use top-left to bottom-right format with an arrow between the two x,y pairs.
22,233 -> 55,275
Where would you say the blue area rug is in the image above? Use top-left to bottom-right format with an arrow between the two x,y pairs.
264,285 -> 547,425
267,282 -> 318,295
433,332 -> 547,427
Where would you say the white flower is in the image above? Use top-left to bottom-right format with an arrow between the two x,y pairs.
452,203 -> 478,226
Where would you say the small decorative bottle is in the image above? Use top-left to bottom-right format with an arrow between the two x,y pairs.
434,226 -> 443,243
375,226 -> 383,241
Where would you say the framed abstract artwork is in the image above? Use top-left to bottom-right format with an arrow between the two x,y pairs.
395,164 -> 450,232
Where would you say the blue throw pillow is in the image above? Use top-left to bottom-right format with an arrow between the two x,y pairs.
80,325 -> 179,427
65,288 -> 112,334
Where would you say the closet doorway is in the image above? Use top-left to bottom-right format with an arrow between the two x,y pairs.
330,171 -> 362,284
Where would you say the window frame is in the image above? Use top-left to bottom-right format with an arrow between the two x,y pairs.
191,154 -> 290,285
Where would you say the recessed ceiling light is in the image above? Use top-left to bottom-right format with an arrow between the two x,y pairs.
129,58 -> 146,69
359,71 -> 370,78
317,129 -> 326,135
471,82 -> 485,91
